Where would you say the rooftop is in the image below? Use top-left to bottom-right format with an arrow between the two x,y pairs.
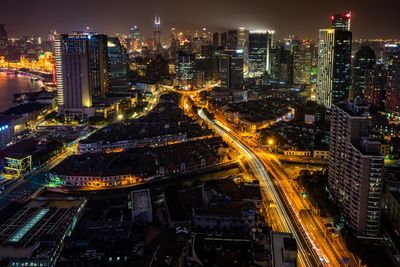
0,198 -> 85,259
132,189 -> 152,212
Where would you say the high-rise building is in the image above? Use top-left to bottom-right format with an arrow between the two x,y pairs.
88,34 -> 109,99
130,25 -> 141,40
212,32 -> 219,47
364,63 -> 386,110
218,50 -> 244,91
329,98 -> 384,237
153,15 -> 161,52
226,30 -> 238,50
55,32 -> 109,118
352,46 -> 376,99
47,29 -> 58,53
129,25 -> 141,51
330,12 -> 352,31
107,37 -> 128,95
271,42 -> 293,85
291,39 -> 305,84
304,40 -> 318,84
248,30 -> 274,77
317,13 -> 352,108
238,27 -> 249,65
176,51 -> 196,84
0,24 -> 8,54
384,44 -> 400,113
220,32 -> 227,49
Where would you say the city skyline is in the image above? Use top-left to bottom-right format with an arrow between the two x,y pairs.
2,0 -> 400,39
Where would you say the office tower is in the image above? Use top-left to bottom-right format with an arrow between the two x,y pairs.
89,34 -> 109,99
303,40 -> 318,84
169,28 -> 178,61
352,46 -> 376,99
220,32 -> 227,49
271,42 -> 293,85
129,25 -> 141,51
384,44 -> 400,113
329,98 -> 384,237
226,30 -> 238,50
248,30 -> 273,77
55,33 -> 108,118
291,39 -> 305,84
365,63 -> 386,110
212,32 -> 219,47
330,12 -> 351,31
218,50 -> 244,91
47,29 -> 57,52
317,13 -> 352,108
153,15 -> 161,52
238,27 -> 249,64
176,51 -> 196,84
0,24 -> 8,53
238,28 -> 248,51
130,25 -> 141,40
107,37 -> 128,95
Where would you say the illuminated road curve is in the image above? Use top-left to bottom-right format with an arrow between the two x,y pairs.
198,109 -> 322,267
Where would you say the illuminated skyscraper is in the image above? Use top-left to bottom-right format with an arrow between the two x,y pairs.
153,15 -> 161,52
218,50 -> 244,91
317,12 -> 352,108
55,32 -> 108,119
176,51 -> 196,84
364,63 -> 386,110
238,28 -> 249,65
352,45 -> 376,99
129,25 -> 141,51
220,32 -> 227,49
107,37 -> 128,95
248,30 -> 274,77
0,24 -> 8,55
212,32 -> 219,47
384,44 -> 400,113
330,12 -> 351,31
130,25 -> 141,40
226,30 -> 238,50
270,42 -> 293,85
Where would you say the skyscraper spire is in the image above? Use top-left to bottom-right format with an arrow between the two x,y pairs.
153,14 -> 161,52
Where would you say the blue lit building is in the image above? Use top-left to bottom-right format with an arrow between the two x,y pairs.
0,116 -> 15,150
175,51 -> 196,85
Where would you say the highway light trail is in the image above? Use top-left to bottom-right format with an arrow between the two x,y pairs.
198,109 -> 322,267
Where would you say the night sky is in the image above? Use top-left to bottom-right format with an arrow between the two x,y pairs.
2,0 -> 400,39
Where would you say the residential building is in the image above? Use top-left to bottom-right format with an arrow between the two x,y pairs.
329,98 -> 384,236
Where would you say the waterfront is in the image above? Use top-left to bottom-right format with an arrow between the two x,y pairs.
0,71 -> 43,112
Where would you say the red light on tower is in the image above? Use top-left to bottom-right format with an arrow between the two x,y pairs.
345,12 -> 351,19
330,16 -> 335,21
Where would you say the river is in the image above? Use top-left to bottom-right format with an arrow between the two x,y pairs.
0,71 -> 43,112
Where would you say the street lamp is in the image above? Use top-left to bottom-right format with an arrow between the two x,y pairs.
117,114 -> 124,121
268,138 -> 276,155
